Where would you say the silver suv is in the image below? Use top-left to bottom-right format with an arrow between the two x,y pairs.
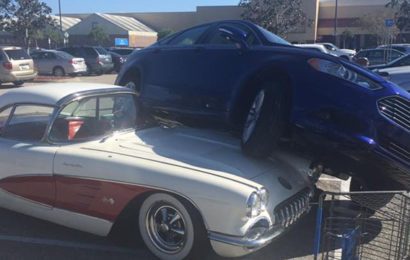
0,46 -> 37,86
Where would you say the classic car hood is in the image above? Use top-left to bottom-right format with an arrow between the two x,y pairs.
81,127 -> 311,190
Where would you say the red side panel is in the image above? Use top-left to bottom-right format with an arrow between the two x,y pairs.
55,176 -> 153,222
0,175 -> 55,206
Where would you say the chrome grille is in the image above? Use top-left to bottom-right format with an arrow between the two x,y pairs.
274,188 -> 312,228
378,96 -> 410,131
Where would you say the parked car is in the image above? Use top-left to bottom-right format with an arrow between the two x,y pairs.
368,54 -> 410,70
107,47 -> 136,56
375,65 -> 410,92
354,48 -> 404,66
0,46 -> 37,86
0,83 -> 314,260
30,50 -> 87,76
316,43 -> 356,60
377,44 -> 410,54
294,44 -> 329,54
116,20 -> 410,190
58,46 -> 113,75
107,51 -> 127,73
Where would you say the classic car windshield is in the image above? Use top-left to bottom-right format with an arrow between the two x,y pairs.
49,93 -> 137,142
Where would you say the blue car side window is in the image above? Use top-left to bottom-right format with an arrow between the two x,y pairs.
167,25 -> 211,46
204,23 -> 259,46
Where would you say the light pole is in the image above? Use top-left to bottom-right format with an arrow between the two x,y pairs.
58,0 -> 63,46
334,0 -> 338,45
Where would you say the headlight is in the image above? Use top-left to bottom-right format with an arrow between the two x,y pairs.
259,188 -> 269,211
308,58 -> 383,90
246,188 -> 269,218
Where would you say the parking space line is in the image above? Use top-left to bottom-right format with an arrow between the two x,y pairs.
0,234 -> 138,255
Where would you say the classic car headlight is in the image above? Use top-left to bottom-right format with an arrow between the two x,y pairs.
259,188 -> 269,210
246,188 -> 269,218
308,58 -> 383,90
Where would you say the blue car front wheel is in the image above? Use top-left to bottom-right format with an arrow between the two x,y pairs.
241,79 -> 289,158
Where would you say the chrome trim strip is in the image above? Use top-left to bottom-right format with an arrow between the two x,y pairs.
208,225 -> 284,248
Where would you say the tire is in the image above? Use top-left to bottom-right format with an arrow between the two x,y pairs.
14,81 -> 24,86
241,78 -> 289,158
53,67 -> 65,77
138,193 -> 208,260
85,63 -> 92,76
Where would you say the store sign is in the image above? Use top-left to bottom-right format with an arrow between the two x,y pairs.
385,19 -> 394,27
115,38 -> 129,46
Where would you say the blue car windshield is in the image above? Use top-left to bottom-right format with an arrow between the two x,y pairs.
257,26 -> 291,46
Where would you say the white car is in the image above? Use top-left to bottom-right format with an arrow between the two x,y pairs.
0,84 -> 314,260
317,43 -> 356,60
376,66 -> 410,92
294,44 -> 330,54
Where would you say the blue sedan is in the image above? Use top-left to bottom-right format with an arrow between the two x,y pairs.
116,20 -> 410,190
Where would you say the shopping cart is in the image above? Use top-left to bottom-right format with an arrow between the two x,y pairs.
314,191 -> 410,260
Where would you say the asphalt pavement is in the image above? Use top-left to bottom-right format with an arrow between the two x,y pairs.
0,74 -> 326,260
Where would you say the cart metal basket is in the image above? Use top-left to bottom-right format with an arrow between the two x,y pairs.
314,191 -> 410,260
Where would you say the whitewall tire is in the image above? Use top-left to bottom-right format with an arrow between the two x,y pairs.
139,193 -> 200,260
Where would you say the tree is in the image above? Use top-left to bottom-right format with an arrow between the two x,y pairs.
387,0 -> 410,32
157,29 -> 174,41
359,11 -> 400,45
239,0 -> 309,38
0,0 -> 55,47
45,27 -> 63,48
88,25 -> 110,45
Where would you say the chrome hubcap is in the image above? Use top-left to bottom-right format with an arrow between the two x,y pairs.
242,90 -> 265,143
146,204 -> 186,254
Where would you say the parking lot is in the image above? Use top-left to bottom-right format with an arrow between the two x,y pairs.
0,74 -> 324,260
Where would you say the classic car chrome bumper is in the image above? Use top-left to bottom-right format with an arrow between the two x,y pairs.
209,225 -> 285,258
209,225 -> 284,247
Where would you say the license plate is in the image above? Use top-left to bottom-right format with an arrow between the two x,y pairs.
19,65 -> 30,70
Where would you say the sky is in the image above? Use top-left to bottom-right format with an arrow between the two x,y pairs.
41,0 -> 239,14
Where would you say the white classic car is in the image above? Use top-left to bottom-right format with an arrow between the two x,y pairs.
0,84 -> 314,260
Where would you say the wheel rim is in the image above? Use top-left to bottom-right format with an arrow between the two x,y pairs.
54,68 -> 64,76
146,204 -> 187,254
242,90 -> 265,143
